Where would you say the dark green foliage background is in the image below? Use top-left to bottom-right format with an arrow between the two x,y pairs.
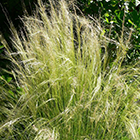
0,0 -> 37,91
76,0 -> 140,64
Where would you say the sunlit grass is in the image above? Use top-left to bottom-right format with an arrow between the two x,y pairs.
0,0 -> 140,139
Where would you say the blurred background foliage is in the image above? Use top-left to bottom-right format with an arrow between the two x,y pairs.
75,0 -> 140,65
0,0 -> 140,89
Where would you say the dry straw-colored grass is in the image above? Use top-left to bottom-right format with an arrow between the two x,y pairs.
1,0 -> 140,139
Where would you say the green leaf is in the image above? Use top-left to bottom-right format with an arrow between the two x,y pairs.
105,13 -> 109,17
7,77 -> 12,83
8,90 -> 15,98
128,19 -> 136,27
0,45 -> 4,53
0,45 -> 4,49
105,17 -> 109,23
101,29 -> 106,36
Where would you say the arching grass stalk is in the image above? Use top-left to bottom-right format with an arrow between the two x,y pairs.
1,0 -> 140,139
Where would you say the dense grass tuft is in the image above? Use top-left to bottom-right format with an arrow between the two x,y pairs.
1,0 -> 140,139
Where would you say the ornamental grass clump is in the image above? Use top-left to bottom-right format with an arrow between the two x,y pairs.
1,0 -> 140,139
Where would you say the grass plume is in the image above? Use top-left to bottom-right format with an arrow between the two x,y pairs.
0,0 -> 140,139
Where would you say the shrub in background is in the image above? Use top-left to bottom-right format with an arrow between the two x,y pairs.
76,0 -> 140,64
0,0 -> 140,139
